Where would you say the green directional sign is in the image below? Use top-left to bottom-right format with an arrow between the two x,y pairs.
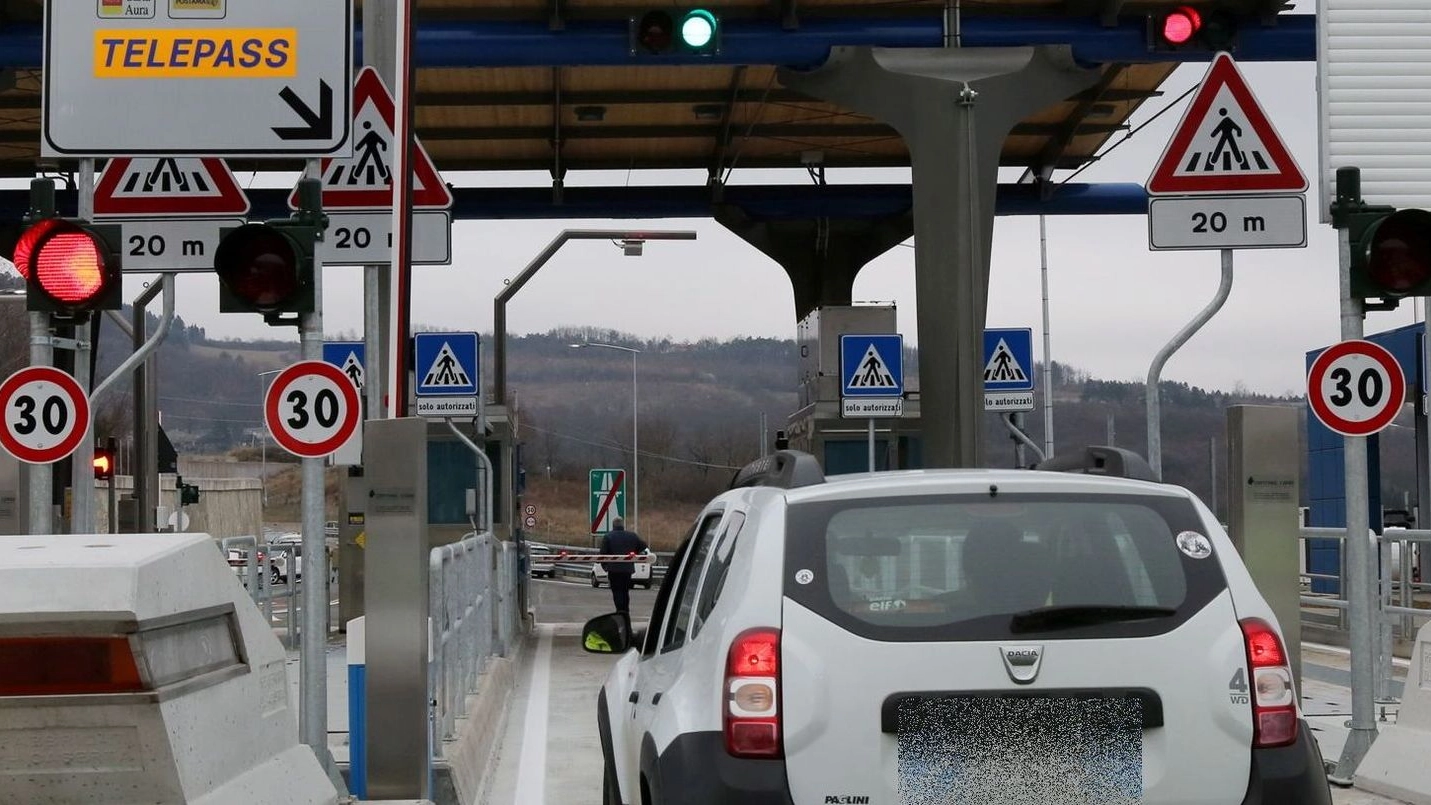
588,468 -> 627,536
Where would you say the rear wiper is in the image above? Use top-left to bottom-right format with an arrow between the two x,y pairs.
1009,605 -> 1177,633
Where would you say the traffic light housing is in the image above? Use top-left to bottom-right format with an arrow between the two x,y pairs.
213,220 -> 320,326
631,8 -> 720,55
13,218 -> 123,318
178,476 -> 200,506
92,447 -> 114,481
1346,207 -> 1431,305
1149,6 -> 1238,52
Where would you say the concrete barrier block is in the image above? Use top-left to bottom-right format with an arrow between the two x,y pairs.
1357,621 -> 1431,804
442,655 -> 518,805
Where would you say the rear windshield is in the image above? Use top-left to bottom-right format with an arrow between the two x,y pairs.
783,493 -> 1226,641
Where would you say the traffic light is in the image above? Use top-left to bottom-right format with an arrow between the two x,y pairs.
178,476 -> 200,506
631,8 -> 720,55
13,218 -> 123,318
1149,6 -> 1238,52
92,447 -> 114,481
213,220 -> 320,326
1346,207 -> 1431,304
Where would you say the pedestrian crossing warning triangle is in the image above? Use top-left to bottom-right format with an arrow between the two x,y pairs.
1146,53 -> 1306,196
983,338 -> 1029,383
287,66 -> 453,211
340,352 -> 364,389
421,342 -> 472,388
94,157 -> 251,217
846,344 -> 899,390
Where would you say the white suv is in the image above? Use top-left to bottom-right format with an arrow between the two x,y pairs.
581,448 -> 1332,805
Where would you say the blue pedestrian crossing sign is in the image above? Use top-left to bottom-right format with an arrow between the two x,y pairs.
983,328 -> 1035,412
841,334 -> 904,397
322,342 -> 366,390
414,332 -> 479,397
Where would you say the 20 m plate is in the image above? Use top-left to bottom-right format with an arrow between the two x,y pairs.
1148,195 -> 1306,251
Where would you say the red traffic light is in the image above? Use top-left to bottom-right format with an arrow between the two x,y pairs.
1366,208 -> 1431,296
20,220 -> 119,313
93,450 -> 114,481
1160,6 -> 1202,46
12,218 -> 68,280
214,223 -> 303,313
635,10 -> 675,54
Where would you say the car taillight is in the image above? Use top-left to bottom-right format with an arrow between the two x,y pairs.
1240,618 -> 1297,748
724,627 -> 781,758
0,636 -> 145,696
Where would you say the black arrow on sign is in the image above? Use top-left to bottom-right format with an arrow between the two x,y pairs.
272,80 -> 334,141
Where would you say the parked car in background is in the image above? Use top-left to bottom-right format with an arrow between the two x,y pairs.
527,544 -> 555,579
590,548 -> 654,589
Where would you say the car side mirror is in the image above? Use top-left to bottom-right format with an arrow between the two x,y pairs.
582,611 -> 633,654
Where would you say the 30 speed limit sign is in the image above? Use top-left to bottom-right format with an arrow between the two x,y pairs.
1307,340 -> 1406,437
265,361 -> 361,458
0,367 -> 90,464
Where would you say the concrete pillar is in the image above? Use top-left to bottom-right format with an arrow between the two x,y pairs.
713,205 -> 912,319
780,46 -> 1097,467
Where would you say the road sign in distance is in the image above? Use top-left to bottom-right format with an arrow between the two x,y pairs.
0,367 -> 91,464
264,360 -> 361,458
1307,340 -> 1406,437
1148,195 -> 1307,251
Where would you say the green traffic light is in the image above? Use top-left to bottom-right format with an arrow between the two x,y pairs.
679,9 -> 717,51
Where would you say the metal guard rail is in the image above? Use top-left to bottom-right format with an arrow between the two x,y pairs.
429,531 -> 522,751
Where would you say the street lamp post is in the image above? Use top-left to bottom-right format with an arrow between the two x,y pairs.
571,342 -> 640,533
257,369 -> 282,508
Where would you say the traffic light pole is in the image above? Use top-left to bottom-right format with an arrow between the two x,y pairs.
294,170 -> 335,781
69,159 -> 97,535
25,180 -> 55,535
1332,167 -> 1378,780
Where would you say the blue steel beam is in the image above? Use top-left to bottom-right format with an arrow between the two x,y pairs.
0,16 -> 1315,70
0,183 -> 1148,221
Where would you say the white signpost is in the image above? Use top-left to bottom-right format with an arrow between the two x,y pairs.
318,210 -> 452,265
1148,195 -> 1307,251
42,0 -> 352,157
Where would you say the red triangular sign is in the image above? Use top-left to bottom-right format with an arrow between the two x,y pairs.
94,157 -> 251,217
289,66 -> 453,210
1147,53 -> 1306,195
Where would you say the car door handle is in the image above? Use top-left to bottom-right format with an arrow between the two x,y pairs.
628,691 -> 640,704
651,693 -> 662,706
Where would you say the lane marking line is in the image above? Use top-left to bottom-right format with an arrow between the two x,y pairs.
514,624 -> 553,804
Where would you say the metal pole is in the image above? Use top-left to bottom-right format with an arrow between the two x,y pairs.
868,419 -> 875,472
1333,204 -> 1378,779
1209,436 -> 1218,517
297,164 -> 331,776
630,348 -> 638,534
1146,249 -> 1234,479
1039,213 -> 1054,459
106,436 -> 117,534
70,159 -> 97,535
1012,411 -> 1027,468
28,311 -> 52,534
130,279 -> 163,534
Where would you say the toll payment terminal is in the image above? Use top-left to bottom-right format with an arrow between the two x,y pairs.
0,533 -> 338,804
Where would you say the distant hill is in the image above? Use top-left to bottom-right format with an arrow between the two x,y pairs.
0,295 -> 1412,521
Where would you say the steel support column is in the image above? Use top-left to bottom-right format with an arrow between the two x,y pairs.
781,46 -> 1098,467
714,205 -> 912,320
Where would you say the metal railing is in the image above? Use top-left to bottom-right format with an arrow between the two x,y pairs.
219,537 -> 320,649
1298,526 -> 1429,703
428,531 -> 522,752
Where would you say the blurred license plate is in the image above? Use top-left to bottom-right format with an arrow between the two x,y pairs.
895,697 -> 1143,805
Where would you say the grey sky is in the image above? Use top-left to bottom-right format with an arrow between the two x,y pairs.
31,22 -> 1399,398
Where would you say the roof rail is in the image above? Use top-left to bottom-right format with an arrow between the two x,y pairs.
729,450 -> 825,490
1034,445 -> 1158,482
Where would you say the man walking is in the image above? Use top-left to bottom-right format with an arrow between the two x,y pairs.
600,518 -> 648,613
